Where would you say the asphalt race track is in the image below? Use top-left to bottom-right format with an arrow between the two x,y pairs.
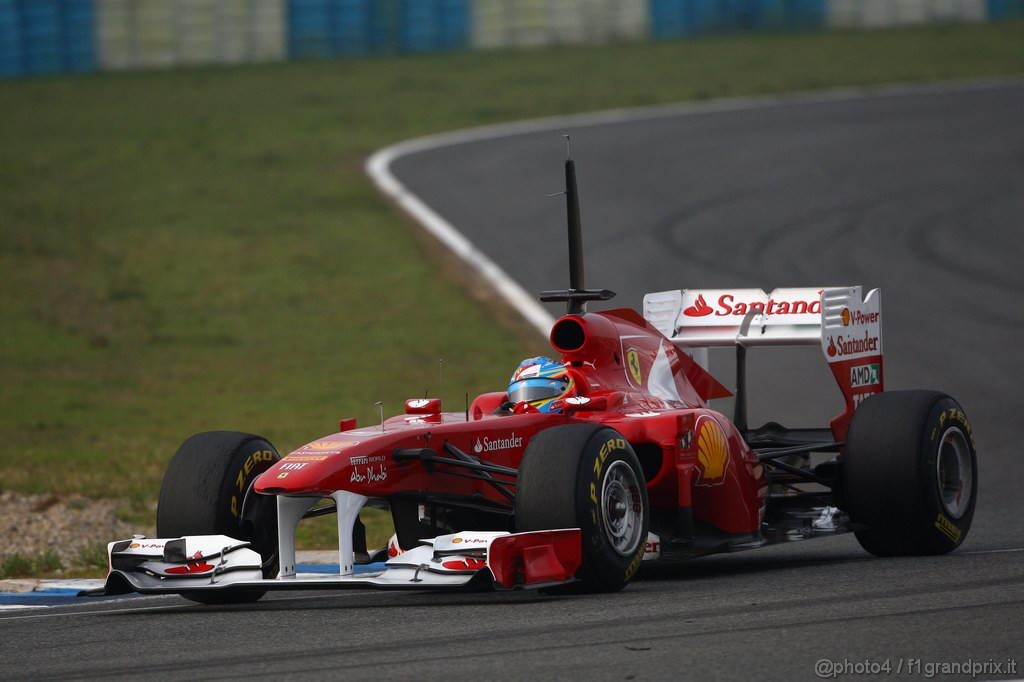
3,81 -> 1022,681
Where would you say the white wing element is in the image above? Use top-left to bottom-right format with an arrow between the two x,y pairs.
644,287 -> 882,354
644,287 -> 834,348
643,286 -> 884,415
820,287 -> 883,362
91,529 -> 583,597
647,342 -> 683,404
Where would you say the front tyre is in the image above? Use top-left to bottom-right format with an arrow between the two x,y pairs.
156,431 -> 280,604
842,391 -> 977,556
515,424 -> 648,592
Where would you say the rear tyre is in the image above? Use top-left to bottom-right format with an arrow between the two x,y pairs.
842,391 -> 977,557
516,424 -> 648,593
156,431 -> 280,604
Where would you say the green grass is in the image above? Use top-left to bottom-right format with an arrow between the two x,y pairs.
0,546 -> 110,580
1,22 -> 1022,542
0,551 -> 62,579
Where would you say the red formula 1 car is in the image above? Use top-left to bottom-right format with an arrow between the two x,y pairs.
95,155 -> 977,603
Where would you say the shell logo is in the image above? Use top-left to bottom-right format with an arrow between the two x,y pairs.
695,417 -> 729,485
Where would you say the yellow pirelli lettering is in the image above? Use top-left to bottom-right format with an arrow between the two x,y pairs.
934,513 -> 961,543
624,548 -> 644,581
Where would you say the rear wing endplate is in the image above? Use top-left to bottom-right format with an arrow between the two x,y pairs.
643,287 -> 884,439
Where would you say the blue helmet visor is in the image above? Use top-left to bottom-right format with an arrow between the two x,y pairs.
508,377 -> 568,404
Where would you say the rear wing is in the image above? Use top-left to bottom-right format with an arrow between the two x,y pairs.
643,287 -> 883,439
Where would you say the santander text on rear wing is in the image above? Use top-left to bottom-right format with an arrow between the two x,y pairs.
643,287 -> 883,438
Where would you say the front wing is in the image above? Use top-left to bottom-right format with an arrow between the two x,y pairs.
90,530 -> 582,598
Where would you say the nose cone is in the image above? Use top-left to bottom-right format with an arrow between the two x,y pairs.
254,435 -> 363,495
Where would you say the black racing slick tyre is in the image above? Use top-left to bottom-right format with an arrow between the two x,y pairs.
156,431 -> 280,604
515,424 -> 648,593
842,391 -> 977,557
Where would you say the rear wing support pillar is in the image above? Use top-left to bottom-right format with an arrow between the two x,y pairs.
734,344 -> 748,433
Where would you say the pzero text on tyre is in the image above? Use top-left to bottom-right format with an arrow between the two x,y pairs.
515,424 -> 649,592
842,390 -> 977,557
156,431 -> 280,604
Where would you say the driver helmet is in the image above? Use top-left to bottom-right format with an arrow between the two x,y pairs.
508,357 -> 573,413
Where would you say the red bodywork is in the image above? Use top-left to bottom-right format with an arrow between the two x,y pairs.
255,308 -> 771,542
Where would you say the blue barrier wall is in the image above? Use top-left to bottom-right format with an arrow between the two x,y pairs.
0,0 -> 1018,78
60,0 -> 95,72
651,0 -> 825,38
988,0 -> 1024,18
288,0 -> 331,58
21,0 -> 61,74
401,0 -> 470,53
0,0 -> 21,76
289,0 -> 468,59
0,0 -> 95,76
